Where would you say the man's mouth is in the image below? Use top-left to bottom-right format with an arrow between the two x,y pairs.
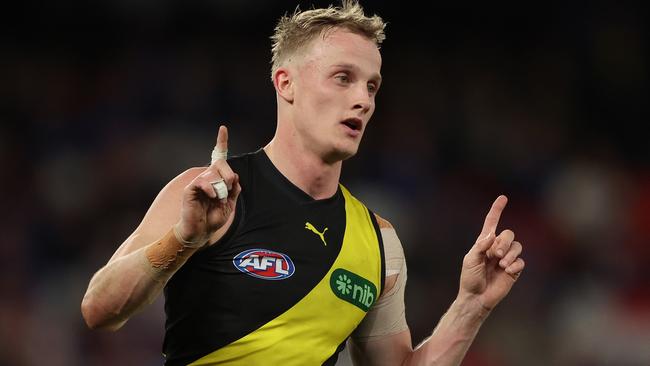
341,118 -> 363,132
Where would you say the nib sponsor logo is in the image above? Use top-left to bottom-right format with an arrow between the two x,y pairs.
330,268 -> 377,312
233,249 -> 295,280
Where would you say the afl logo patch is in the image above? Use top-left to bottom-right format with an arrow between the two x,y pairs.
233,249 -> 295,280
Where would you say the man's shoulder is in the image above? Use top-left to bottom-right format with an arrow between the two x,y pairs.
177,150 -> 260,181
338,185 -> 394,229
228,149 -> 262,163
373,212 -> 394,229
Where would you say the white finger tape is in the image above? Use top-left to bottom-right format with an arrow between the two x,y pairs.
211,180 -> 228,200
211,148 -> 228,164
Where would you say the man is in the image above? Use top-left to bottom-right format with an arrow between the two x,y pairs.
81,1 -> 525,365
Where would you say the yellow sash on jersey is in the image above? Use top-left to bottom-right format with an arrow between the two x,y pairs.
189,185 -> 382,365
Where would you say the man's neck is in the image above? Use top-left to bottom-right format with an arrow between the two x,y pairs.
263,138 -> 342,200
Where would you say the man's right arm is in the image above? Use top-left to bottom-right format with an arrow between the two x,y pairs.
81,125 -> 240,331
82,168 -> 207,330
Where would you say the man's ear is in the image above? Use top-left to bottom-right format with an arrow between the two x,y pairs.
273,67 -> 294,103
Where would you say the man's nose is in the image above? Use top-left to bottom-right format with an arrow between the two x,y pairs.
352,86 -> 372,114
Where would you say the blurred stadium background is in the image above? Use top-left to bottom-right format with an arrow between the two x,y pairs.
1,1 -> 648,365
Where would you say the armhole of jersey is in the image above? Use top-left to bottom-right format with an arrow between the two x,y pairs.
368,209 -> 386,297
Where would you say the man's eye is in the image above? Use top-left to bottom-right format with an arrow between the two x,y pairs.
367,83 -> 377,93
335,74 -> 350,83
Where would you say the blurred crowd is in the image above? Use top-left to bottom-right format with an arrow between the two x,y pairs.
1,1 -> 648,365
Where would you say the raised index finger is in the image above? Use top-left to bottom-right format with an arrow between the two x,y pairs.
216,125 -> 228,154
479,195 -> 508,237
211,125 -> 228,163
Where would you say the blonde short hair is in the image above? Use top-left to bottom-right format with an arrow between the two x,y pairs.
270,0 -> 386,80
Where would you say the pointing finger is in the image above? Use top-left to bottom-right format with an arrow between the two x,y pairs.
479,195 -> 508,237
215,125 -> 228,153
211,125 -> 228,163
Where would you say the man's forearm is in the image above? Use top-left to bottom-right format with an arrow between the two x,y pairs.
405,295 -> 490,366
81,229 -> 197,330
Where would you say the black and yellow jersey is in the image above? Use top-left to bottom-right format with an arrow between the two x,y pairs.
163,150 -> 385,365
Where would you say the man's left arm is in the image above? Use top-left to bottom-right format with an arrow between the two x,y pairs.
351,196 -> 524,366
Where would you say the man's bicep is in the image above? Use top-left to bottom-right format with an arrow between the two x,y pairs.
353,216 -> 409,339
350,216 -> 411,364
349,330 -> 412,366
351,265 -> 408,341
107,167 -> 203,264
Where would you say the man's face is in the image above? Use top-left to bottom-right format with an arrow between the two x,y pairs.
290,28 -> 382,163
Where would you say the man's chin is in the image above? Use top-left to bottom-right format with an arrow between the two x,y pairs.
323,145 -> 358,164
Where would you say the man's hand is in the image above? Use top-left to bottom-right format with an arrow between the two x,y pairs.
459,195 -> 525,311
175,125 -> 242,247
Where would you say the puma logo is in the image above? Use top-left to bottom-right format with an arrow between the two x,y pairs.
305,222 -> 328,246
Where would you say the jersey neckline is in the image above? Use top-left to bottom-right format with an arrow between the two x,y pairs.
254,149 -> 342,206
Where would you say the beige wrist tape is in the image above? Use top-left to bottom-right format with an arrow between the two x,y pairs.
145,228 -> 198,273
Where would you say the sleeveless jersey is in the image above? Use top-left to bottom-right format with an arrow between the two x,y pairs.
162,150 -> 385,365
